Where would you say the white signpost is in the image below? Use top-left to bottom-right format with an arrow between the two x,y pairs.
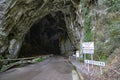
84,60 -> 105,74
82,49 -> 94,54
84,60 -> 105,67
82,42 -> 105,74
82,42 -> 94,67
82,42 -> 94,54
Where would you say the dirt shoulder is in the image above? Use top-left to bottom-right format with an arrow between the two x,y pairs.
70,57 -> 120,80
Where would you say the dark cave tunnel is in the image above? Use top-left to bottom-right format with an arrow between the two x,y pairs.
19,11 -> 69,57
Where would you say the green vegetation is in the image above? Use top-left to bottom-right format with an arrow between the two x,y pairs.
0,55 -> 4,70
109,24 -> 120,46
0,61 -> 21,72
32,57 -> 45,63
79,58 -> 84,62
0,57 -> 46,72
104,0 -> 120,12
81,0 -> 120,61
80,0 -> 94,42
94,23 -> 120,61
84,15 -> 93,42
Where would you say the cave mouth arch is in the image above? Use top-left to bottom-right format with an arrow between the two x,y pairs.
19,11 -> 71,57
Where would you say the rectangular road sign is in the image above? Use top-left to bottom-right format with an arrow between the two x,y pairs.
83,49 -> 94,54
82,42 -> 94,49
84,60 -> 105,67
82,42 -> 94,54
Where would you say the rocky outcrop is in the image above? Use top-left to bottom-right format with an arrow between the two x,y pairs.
0,0 -> 10,54
0,0 -> 83,58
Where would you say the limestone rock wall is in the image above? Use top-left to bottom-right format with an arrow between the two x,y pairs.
0,0 -> 10,54
0,0 -> 83,58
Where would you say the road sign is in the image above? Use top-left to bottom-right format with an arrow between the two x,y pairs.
82,49 -> 94,54
82,42 -> 94,49
84,60 -> 105,67
82,42 -> 94,54
84,60 -> 105,74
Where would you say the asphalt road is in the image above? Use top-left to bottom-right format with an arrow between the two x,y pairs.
0,56 -> 76,80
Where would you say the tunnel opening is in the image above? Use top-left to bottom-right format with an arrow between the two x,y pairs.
19,11 -> 70,57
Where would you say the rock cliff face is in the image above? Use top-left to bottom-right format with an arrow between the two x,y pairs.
0,0 -> 83,58
0,0 -> 10,55
0,0 -> 119,59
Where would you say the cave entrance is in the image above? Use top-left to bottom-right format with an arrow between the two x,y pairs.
19,11 -> 69,57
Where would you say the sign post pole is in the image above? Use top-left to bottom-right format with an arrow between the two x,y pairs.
85,60 -> 105,74
82,42 -> 94,67
84,53 -> 86,60
91,54 -> 93,68
100,66 -> 103,74
84,53 -> 86,66
88,63 -> 90,72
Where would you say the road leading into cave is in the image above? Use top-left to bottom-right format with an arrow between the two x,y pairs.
0,56 -> 80,80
